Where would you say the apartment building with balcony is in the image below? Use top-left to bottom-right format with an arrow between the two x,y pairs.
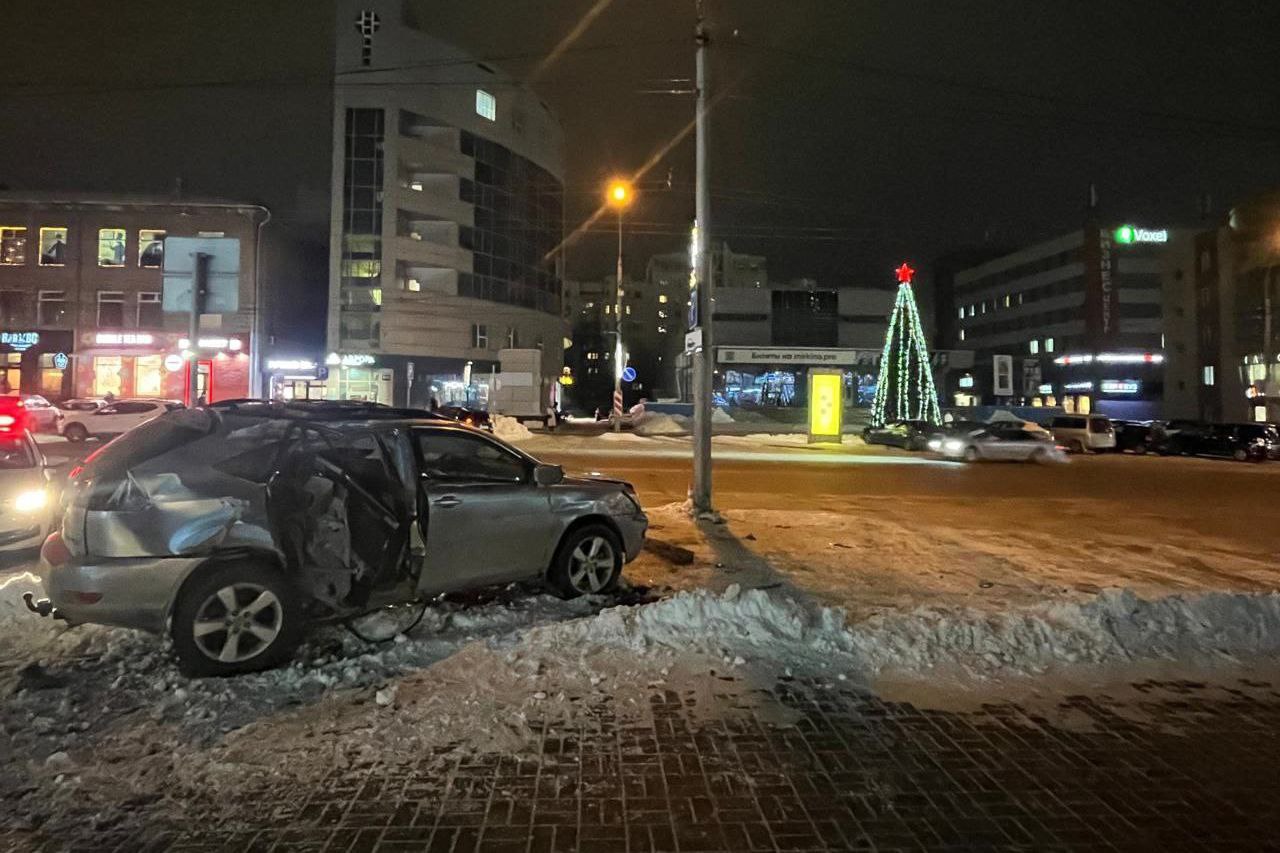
326,0 -> 566,408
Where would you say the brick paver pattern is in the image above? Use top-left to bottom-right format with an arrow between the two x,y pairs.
15,675 -> 1280,852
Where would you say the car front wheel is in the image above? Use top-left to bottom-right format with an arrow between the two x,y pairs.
549,524 -> 622,598
64,423 -> 88,442
963,446 -> 979,462
171,561 -> 303,677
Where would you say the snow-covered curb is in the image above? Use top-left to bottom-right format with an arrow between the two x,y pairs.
531,584 -> 1280,676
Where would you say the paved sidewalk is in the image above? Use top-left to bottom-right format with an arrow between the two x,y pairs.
26,671 -> 1276,853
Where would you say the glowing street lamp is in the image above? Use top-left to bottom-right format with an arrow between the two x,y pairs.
606,178 -> 634,431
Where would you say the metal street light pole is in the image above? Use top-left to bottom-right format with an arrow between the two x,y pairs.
614,205 -> 625,432
690,7 -> 713,513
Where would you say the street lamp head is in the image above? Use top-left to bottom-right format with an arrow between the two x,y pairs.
607,179 -> 633,207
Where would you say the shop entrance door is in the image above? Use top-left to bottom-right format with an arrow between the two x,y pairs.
184,361 -> 213,405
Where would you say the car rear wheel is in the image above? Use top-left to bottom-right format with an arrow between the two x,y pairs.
1069,439 -> 1084,454
64,423 -> 88,443
1233,448 -> 1248,462
171,561 -> 303,677
549,524 -> 622,598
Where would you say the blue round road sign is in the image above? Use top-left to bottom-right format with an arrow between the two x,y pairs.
621,366 -> 637,383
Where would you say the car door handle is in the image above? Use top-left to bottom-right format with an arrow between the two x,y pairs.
433,496 -> 462,508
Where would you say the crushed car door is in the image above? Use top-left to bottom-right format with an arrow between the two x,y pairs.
412,427 -> 553,594
270,427 -> 410,610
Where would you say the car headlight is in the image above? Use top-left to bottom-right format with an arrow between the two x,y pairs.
926,439 -> 942,451
13,488 -> 48,513
943,439 -> 965,452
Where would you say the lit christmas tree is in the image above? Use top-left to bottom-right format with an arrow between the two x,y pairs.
870,263 -> 941,427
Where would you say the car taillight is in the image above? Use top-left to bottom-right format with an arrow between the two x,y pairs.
41,530 -> 72,568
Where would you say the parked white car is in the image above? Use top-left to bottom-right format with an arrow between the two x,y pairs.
942,427 -> 1068,464
1051,414 -> 1116,453
59,399 -> 184,442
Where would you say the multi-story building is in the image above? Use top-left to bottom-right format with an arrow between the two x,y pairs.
1163,189 -> 1280,423
0,193 -> 265,402
942,216 -> 1173,419
325,0 -> 566,409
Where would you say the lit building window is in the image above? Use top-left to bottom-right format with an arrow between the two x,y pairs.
97,291 -> 125,327
2,354 -> 19,393
93,356 -> 124,396
1044,337 -> 1054,353
0,227 -> 26,265
472,323 -> 488,349
97,228 -> 127,267
1003,294 -> 1011,308
38,353 -> 64,397
1029,339 -> 1039,354
38,228 -> 67,266
406,278 -> 421,292
475,89 -> 497,121
370,288 -> 382,306
968,304 -> 975,317
659,294 -> 669,304
139,229 -> 166,268
135,355 -> 163,396
137,292 -> 162,327
1203,365 -> 1215,386
506,326 -> 518,348
957,307 -> 964,319
981,302 -> 987,314
958,329 -> 966,341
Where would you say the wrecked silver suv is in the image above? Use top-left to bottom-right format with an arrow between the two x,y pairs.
32,401 -> 647,676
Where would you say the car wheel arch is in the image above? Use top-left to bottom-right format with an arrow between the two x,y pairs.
164,547 -> 290,630
547,514 -> 626,577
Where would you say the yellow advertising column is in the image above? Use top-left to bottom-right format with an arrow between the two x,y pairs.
808,369 -> 844,443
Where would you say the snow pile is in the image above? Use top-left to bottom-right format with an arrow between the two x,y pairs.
634,413 -> 688,435
712,407 -> 734,424
520,585 -> 1280,676
492,414 -> 533,442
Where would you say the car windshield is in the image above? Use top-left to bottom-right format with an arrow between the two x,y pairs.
0,434 -> 35,469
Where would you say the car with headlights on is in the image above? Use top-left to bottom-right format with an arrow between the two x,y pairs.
941,427 -> 1067,464
0,424 -> 54,552
30,400 -> 647,677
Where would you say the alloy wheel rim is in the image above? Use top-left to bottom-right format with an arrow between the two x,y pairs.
192,583 -> 283,663
569,536 -> 615,593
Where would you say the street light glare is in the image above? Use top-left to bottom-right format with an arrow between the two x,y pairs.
607,179 -> 632,206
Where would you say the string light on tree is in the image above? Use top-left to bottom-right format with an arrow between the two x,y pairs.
870,262 -> 942,427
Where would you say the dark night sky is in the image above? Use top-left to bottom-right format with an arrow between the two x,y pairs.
2,0 -> 1279,344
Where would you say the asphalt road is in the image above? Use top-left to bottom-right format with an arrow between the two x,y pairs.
535,443 -> 1280,548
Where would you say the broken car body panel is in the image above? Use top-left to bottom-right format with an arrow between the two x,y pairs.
38,402 -> 647,634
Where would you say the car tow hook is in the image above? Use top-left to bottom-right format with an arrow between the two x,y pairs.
22,593 -> 62,620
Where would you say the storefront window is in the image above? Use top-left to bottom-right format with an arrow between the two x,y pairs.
0,227 -> 26,265
135,355 -> 163,396
93,356 -> 124,397
38,354 -> 63,397
2,353 -> 20,394
139,230 -> 166,268
97,228 -> 127,267
39,227 -> 68,266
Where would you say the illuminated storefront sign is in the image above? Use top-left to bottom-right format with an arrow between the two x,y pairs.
1064,381 -> 1095,391
1,331 -> 40,351
957,373 -> 974,389
95,332 -> 154,346
326,352 -> 376,367
807,370 -> 843,442
1100,379 -> 1141,395
1054,352 -> 1163,366
1114,225 -> 1169,244
163,354 -> 185,371
1037,383 -> 1054,394
51,352 -> 69,370
178,337 -> 243,351
267,359 -> 318,372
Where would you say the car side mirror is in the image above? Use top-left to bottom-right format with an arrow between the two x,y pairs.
534,463 -> 564,487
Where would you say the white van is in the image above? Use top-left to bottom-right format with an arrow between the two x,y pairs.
1051,414 -> 1116,453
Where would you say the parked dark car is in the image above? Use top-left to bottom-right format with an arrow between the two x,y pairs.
1112,420 -> 1158,454
1156,422 -> 1272,462
437,405 -> 493,432
862,420 -> 933,451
